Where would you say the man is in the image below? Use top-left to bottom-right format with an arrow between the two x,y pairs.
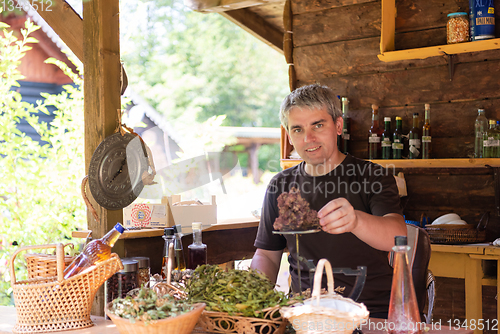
250,84 -> 406,318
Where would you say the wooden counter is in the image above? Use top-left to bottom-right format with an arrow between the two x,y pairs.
0,306 -> 474,334
72,220 -> 260,275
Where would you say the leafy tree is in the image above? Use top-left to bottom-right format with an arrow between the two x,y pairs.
0,18 -> 85,305
120,0 -> 289,128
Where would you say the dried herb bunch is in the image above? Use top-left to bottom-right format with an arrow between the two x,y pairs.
185,264 -> 290,318
273,187 -> 321,231
108,286 -> 194,324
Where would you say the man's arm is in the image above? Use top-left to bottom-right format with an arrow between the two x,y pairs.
250,248 -> 283,284
318,198 -> 406,251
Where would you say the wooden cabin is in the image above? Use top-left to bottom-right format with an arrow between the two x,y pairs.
9,0 -> 500,330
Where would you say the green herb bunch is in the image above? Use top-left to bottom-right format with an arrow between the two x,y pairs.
185,264 -> 288,318
108,286 -> 194,324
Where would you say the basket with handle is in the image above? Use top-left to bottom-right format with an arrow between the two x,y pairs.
10,243 -> 123,333
24,243 -> 76,279
280,259 -> 369,334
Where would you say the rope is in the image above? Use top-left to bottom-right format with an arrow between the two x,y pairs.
81,175 -> 100,223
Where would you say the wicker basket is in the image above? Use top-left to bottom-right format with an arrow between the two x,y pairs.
194,305 -> 287,334
24,243 -> 75,279
425,224 -> 486,244
10,243 -> 123,333
280,259 -> 369,334
105,302 -> 205,334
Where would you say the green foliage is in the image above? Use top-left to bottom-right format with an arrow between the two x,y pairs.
0,19 -> 86,305
120,0 -> 288,129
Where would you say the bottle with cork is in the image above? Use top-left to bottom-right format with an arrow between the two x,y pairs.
188,222 -> 207,269
422,104 -> 431,159
368,104 -> 381,159
408,113 -> 421,159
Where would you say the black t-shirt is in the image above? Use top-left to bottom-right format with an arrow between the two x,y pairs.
254,154 -> 403,315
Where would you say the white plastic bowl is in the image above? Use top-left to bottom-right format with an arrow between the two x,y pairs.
432,213 -> 461,225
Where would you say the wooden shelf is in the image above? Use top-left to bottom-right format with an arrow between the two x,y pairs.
280,158 -> 500,170
378,0 -> 500,62
378,39 -> 500,62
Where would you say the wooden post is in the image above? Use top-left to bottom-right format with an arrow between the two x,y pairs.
83,0 -> 122,316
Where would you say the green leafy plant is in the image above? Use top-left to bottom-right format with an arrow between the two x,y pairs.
0,17 -> 86,305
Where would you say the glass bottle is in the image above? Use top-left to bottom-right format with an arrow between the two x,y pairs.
188,222 -> 207,269
382,117 -> 392,159
64,223 -> 124,279
408,113 -> 421,159
341,97 -> 351,154
474,109 -> 488,158
484,120 -> 500,158
162,227 -> 175,279
422,104 -> 431,159
392,117 -> 404,159
387,236 -> 422,334
173,224 -> 186,271
368,104 -> 381,159
495,121 -> 500,158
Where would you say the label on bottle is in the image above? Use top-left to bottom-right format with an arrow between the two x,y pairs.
422,136 -> 432,143
409,145 -> 420,157
409,139 -> 421,148
392,143 -> 404,150
493,140 -> 500,147
342,132 -> 350,140
369,135 -> 381,143
382,139 -> 392,147
484,137 -> 497,147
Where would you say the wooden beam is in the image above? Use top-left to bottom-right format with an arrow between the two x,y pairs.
185,0 -> 282,13
220,9 -> 283,53
29,0 -> 83,61
83,0 -> 122,316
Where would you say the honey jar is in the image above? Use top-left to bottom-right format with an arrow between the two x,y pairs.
447,12 -> 469,44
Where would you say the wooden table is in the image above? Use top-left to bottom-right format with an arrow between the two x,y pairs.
0,306 -> 473,334
429,243 -> 500,334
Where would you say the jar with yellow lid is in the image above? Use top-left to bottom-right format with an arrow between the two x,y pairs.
447,12 -> 469,44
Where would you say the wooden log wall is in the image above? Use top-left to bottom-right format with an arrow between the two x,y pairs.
287,0 -> 500,236
290,0 -> 500,159
288,0 -> 500,322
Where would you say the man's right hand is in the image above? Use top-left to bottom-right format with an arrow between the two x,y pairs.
250,248 -> 283,284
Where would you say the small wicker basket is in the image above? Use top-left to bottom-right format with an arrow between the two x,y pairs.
280,259 -> 369,334
10,243 -> 123,334
24,243 -> 75,279
105,302 -> 206,334
425,223 -> 486,244
194,305 -> 287,334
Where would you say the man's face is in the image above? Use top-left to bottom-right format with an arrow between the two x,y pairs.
287,106 -> 343,175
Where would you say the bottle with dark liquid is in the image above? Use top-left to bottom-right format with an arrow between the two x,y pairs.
381,117 -> 392,159
392,116 -> 403,159
387,236 -> 422,334
341,97 -> 351,154
422,104 -> 431,159
162,227 -> 175,279
408,113 -> 421,159
173,224 -> 186,271
64,223 -> 124,279
188,222 -> 207,269
368,104 -> 381,159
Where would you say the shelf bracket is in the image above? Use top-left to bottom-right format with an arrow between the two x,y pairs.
444,53 -> 457,81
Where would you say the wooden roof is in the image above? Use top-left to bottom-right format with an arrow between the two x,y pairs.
184,0 -> 286,53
